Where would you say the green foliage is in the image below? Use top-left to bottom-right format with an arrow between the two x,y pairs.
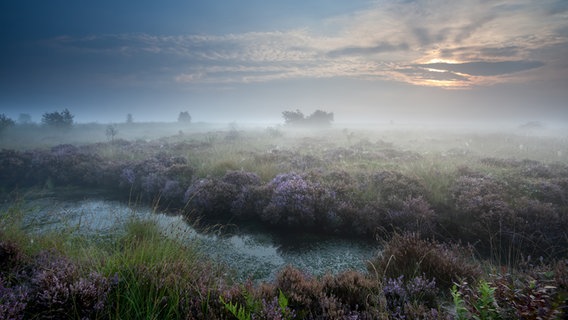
2,125 -> 568,318
451,284 -> 469,320
473,280 -> 500,320
220,296 -> 252,320
277,289 -> 295,320
219,289 -> 293,320
452,280 -> 502,320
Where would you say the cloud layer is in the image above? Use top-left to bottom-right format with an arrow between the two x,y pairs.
13,0 -> 568,91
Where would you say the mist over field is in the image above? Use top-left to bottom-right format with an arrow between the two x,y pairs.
2,1 -> 568,318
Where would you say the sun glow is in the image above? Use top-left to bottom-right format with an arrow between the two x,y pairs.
426,58 -> 461,64
402,57 -> 473,89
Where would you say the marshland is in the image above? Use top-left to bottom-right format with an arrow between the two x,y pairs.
1,119 -> 567,319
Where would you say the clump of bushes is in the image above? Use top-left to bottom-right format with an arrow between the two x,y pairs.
369,233 -> 481,290
3,207 -> 568,319
260,173 -> 336,227
449,169 -> 568,261
0,246 -> 115,320
2,135 -> 568,262
452,260 -> 568,319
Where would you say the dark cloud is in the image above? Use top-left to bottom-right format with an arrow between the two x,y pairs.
440,46 -> 521,59
413,61 -> 545,76
479,46 -> 521,58
327,42 -> 409,57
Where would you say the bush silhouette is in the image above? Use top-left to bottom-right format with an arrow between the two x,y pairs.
41,109 -> 74,129
282,109 -> 333,127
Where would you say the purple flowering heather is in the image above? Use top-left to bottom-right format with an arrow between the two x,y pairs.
161,179 -> 183,202
261,173 -> 339,228
141,173 -> 166,199
385,196 -> 436,236
185,178 -> 239,217
25,252 -> 114,319
50,144 -> 78,158
222,170 -> 261,187
262,173 -> 317,226
406,275 -> 438,307
383,276 -> 408,308
70,272 -> 112,315
0,277 -> 28,320
258,296 -> 296,320
120,167 -> 136,185
382,275 -> 439,318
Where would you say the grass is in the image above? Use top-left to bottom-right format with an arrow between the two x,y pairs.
0,203 -> 225,319
1,122 -> 568,318
1,202 -> 567,318
95,220 -> 204,319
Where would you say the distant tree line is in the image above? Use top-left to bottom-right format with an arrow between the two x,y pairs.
282,109 -> 334,127
1,109 -> 76,137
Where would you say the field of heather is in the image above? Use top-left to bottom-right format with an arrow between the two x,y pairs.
1,122 -> 567,319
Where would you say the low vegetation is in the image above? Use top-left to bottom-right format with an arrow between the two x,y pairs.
1,122 -> 567,318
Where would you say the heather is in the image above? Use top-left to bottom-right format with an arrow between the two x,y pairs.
1,123 -> 568,318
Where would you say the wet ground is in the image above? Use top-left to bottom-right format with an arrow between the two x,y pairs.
4,191 -> 377,282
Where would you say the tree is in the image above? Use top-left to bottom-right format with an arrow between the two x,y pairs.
178,111 -> 192,123
282,109 -> 334,127
0,113 -> 15,134
126,113 -> 134,124
306,109 -> 334,126
106,124 -> 118,142
41,109 -> 74,129
282,109 -> 305,125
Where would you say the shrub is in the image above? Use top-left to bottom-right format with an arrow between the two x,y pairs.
369,233 -> 481,290
185,179 -> 238,218
41,109 -> 74,129
321,270 -> 376,310
0,240 -> 26,273
274,266 -> 322,316
384,196 -> 437,237
261,173 -> 337,228
512,197 -> 567,258
450,174 -> 520,257
382,275 -> 439,317
529,180 -> 566,205
0,276 -> 28,320
0,150 -> 36,188
26,251 -> 114,319
222,170 -> 261,187
370,171 -> 427,208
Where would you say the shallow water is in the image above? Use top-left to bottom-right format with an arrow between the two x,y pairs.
5,192 -> 377,282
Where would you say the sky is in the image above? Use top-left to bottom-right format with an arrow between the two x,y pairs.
1,0 -> 567,124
